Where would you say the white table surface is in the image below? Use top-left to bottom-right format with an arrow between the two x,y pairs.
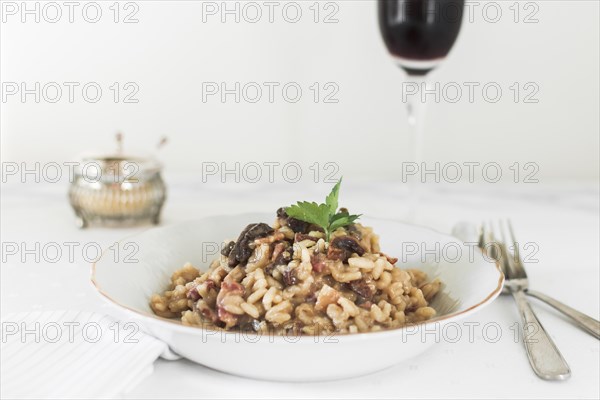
1,178 -> 599,399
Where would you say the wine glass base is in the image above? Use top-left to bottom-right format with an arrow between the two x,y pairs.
391,56 -> 444,75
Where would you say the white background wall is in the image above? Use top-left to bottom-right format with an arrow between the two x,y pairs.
1,0 -> 599,182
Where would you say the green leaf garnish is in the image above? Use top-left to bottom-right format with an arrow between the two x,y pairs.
285,178 -> 361,241
325,178 -> 341,216
285,201 -> 330,229
329,213 -> 361,233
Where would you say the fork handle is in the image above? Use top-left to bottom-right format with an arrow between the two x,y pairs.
526,290 -> 600,340
511,289 -> 571,380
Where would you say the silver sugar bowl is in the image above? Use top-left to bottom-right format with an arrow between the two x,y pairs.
68,155 -> 166,228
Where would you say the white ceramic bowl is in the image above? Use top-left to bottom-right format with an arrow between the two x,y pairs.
92,214 -> 503,381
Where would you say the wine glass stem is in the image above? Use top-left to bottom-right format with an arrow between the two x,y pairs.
405,76 -> 428,221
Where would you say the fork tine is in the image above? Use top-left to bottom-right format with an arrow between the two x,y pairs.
486,221 -> 506,275
478,222 -> 485,249
502,218 -> 529,280
484,221 -> 495,260
493,221 -> 503,263
507,219 -> 521,266
498,220 -> 517,279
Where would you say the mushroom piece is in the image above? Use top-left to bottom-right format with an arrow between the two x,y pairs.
276,207 -> 311,234
327,236 -> 365,262
227,223 -> 274,267
221,241 -> 235,257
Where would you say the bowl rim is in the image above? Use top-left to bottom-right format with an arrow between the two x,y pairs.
91,214 -> 504,342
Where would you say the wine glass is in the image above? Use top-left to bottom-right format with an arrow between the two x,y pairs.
378,0 -> 465,216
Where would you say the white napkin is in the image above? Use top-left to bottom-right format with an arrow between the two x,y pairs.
1,310 -> 171,399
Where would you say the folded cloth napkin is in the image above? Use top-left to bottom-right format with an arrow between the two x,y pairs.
1,310 -> 171,399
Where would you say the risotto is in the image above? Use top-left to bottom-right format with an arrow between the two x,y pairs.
150,208 -> 442,335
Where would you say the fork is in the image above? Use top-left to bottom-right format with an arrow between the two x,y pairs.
478,221 -> 600,340
485,220 -> 571,380
505,221 -> 600,340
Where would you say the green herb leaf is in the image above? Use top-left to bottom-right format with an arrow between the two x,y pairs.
325,178 -> 342,216
284,178 -> 360,241
285,201 -> 330,229
329,210 -> 350,222
329,214 -> 361,233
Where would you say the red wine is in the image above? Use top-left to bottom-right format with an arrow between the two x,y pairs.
378,0 -> 464,75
